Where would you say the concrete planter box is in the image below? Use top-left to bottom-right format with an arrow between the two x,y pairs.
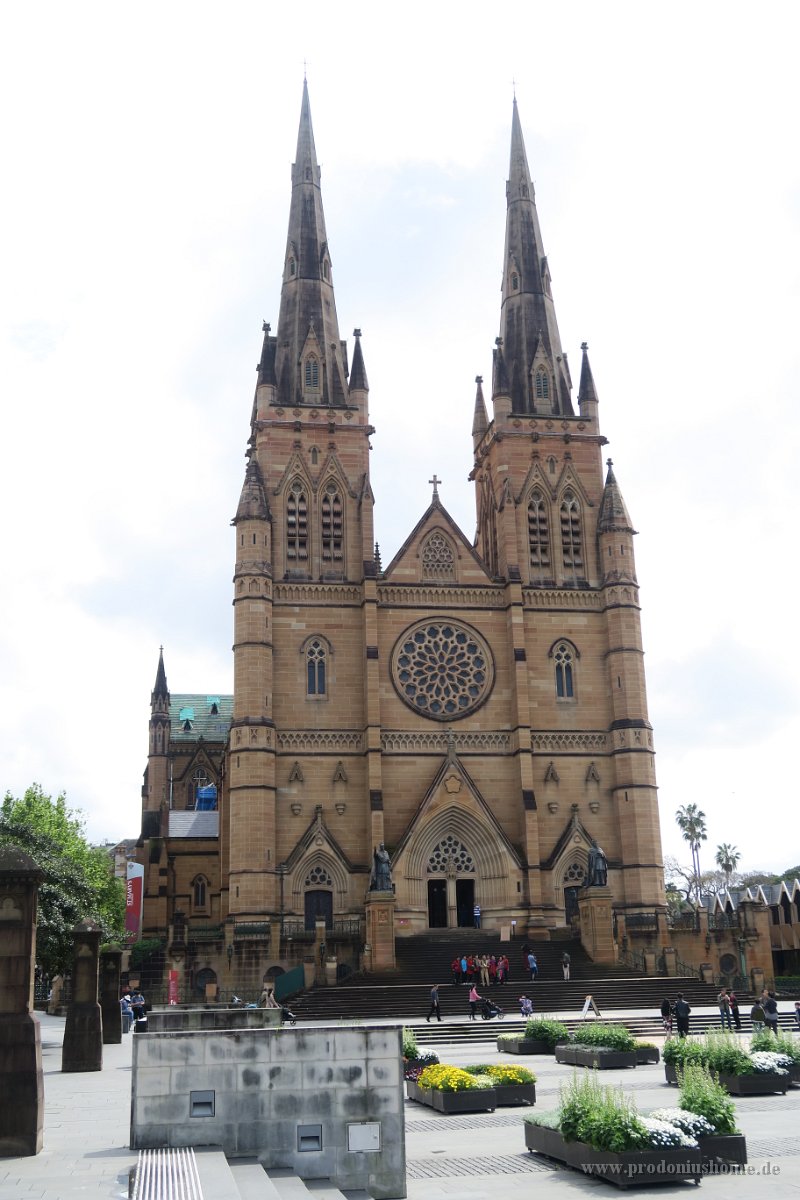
556,1045 -> 637,1070
497,1037 -> 551,1055
634,1046 -> 660,1065
524,1122 -> 701,1188
700,1134 -> 747,1168
788,1063 -> 800,1087
664,1063 -> 789,1094
406,1080 -> 496,1113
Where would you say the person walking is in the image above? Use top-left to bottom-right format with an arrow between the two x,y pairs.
468,983 -> 482,1020
728,989 -> 742,1032
426,984 -> 442,1023
717,988 -> 733,1031
660,996 -> 673,1035
561,952 -> 571,981
527,951 -> 538,981
674,993 -> 691,1038
764,991 -> 779,1037
750,999 -> 766,1034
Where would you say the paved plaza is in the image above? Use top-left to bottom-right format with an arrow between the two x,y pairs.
2,1012 -> 800,1199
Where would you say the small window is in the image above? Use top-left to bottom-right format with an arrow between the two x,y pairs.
310,447 -> 319,465
511,273 -> 519,290
304,357 -> 319,391
287,479 -> 309,565
288,257 -> 296,277
193,876 -> 208,909
321,483 -> 343,566
421,531 -> 456,581
554,643 -> 575,699
535,369 -> 549,401
307,639 -> 327,696
527,490 -> 550,570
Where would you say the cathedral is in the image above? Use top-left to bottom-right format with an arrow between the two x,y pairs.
136,83 -> 666,993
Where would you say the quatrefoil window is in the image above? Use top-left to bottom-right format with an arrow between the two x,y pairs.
391,619 -> 494,721
305,866 -> 333,887
427,835 -> 475,874
564,860 -> 585,883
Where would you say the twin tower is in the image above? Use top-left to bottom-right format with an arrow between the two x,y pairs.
140,83 -> 665,970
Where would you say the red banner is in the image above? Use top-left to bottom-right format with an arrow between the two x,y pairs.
167,970 -> 179,1005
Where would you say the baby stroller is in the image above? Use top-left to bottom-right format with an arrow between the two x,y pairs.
480,998 -> 504,1021
281,1005 -> 297,1026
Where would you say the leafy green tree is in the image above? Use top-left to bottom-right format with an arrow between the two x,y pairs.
676,803 -> 707,902
0,784 -> 125,974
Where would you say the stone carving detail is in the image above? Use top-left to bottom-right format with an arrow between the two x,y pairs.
0,894 -> 23,921
427,835 -> 475,875
382,730 -> 511,752
532,731 -> 608,752
288,761 -> 304,783
305,865 -> 333,887
391,619 -> 494,720
421,532 -> 456,581
274,584 -> 361,604
332,761 -> 348,783
523,589 -> 602,610
586,762 -> 601,783
279,731 -> 364,752
544,761 -> 560,783
378,585 -> 504,608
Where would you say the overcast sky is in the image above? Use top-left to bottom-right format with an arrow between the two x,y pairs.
1,2 -> 798,879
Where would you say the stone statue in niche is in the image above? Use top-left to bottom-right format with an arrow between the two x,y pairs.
586,841 -> 608,888
369,843 -> 392,891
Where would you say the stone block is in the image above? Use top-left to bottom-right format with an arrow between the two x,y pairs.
367,1058 -> 400,1088
264,1061 -> 301,1090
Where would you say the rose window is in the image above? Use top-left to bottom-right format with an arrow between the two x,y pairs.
428,835 -> 475,874
391,619 -> 494,720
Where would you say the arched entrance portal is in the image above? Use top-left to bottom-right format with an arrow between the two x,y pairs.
426,835 -> 476,929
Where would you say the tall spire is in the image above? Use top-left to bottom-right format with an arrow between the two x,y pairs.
472,375 -> 488,445
152,647 -> 168,702
497,99 -> 573,418
274,81 -> 348,408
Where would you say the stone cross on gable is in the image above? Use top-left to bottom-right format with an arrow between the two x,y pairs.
429,474 -> 441,500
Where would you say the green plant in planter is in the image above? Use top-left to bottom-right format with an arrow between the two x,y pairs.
558,1072 -> 649,1152
702,1031 -> 752,1077
677,1063 -> 739,1135
634,1040 -> 658,1051
751,1029 -> 800,1063
571,1022 -> 635,1051
663,1037 -> 705,1067
402,1027 -> 419,1058
524,1016 -> 569,1048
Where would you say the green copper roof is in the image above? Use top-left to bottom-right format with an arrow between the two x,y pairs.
170,693 -> 233,742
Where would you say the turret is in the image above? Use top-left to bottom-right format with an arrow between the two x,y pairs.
577,342 -> 600,424
472,375 -> 488,450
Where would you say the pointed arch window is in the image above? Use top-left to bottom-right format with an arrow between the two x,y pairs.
560,490 -> 583,570
188,766 -> 215,810
306,639 -> 327,696
321,482 -> 343,566
288,257 -> 296,277
304,356 -> 319,391
554,642 -> 575,699
535,369 -> 550,401
421,531 -> 456,581
287,479 -> 309,566
527,490 -> 550,570
192,875 -> 208,911
511,272 -> 519,291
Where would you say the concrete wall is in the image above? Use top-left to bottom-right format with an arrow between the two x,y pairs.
147,1007 -> 280,1032
130,1024 -> 406,1199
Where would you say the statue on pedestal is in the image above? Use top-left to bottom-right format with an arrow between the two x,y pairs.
369,843 -> 392,892
586,842 -> 608,888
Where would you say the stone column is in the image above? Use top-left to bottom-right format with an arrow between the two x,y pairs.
0,847 -> 45,1156
365,891 -> 396,971
62,920 -> 103,1072
577,886 -> 615,964
99,947 -> 122,1044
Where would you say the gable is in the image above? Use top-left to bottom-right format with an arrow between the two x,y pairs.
382,501 -> 493,586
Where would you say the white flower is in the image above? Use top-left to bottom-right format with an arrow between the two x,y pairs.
650,1107 -> 716,1137
749,1051 -> 791,1075
640,1117 -> 699,1149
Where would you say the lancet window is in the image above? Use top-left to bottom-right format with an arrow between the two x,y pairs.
560,490 -> 583,570
554,642 -> 575,699
306,639 -> 327,696
321,482 -> 343,566
535,368 -> 550,401
304,356 -> 319,391
527,490 -> 550,570
286,480 -> 309,566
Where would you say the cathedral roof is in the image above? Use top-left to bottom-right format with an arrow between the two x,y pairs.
170,694 -> 233,742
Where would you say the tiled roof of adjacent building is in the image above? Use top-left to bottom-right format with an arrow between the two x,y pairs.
170,693 -> 233,742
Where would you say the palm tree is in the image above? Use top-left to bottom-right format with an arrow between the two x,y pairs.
715,843 -> 740,889
676,804 -> 707,902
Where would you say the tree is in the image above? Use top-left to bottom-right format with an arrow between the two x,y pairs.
0,784 -> 125,975
714,843 -> 741,889
675,803 -> 707,903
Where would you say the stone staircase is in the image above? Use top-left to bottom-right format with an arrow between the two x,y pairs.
290,932 -> 731,1023
131,1148 -> 370,1199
